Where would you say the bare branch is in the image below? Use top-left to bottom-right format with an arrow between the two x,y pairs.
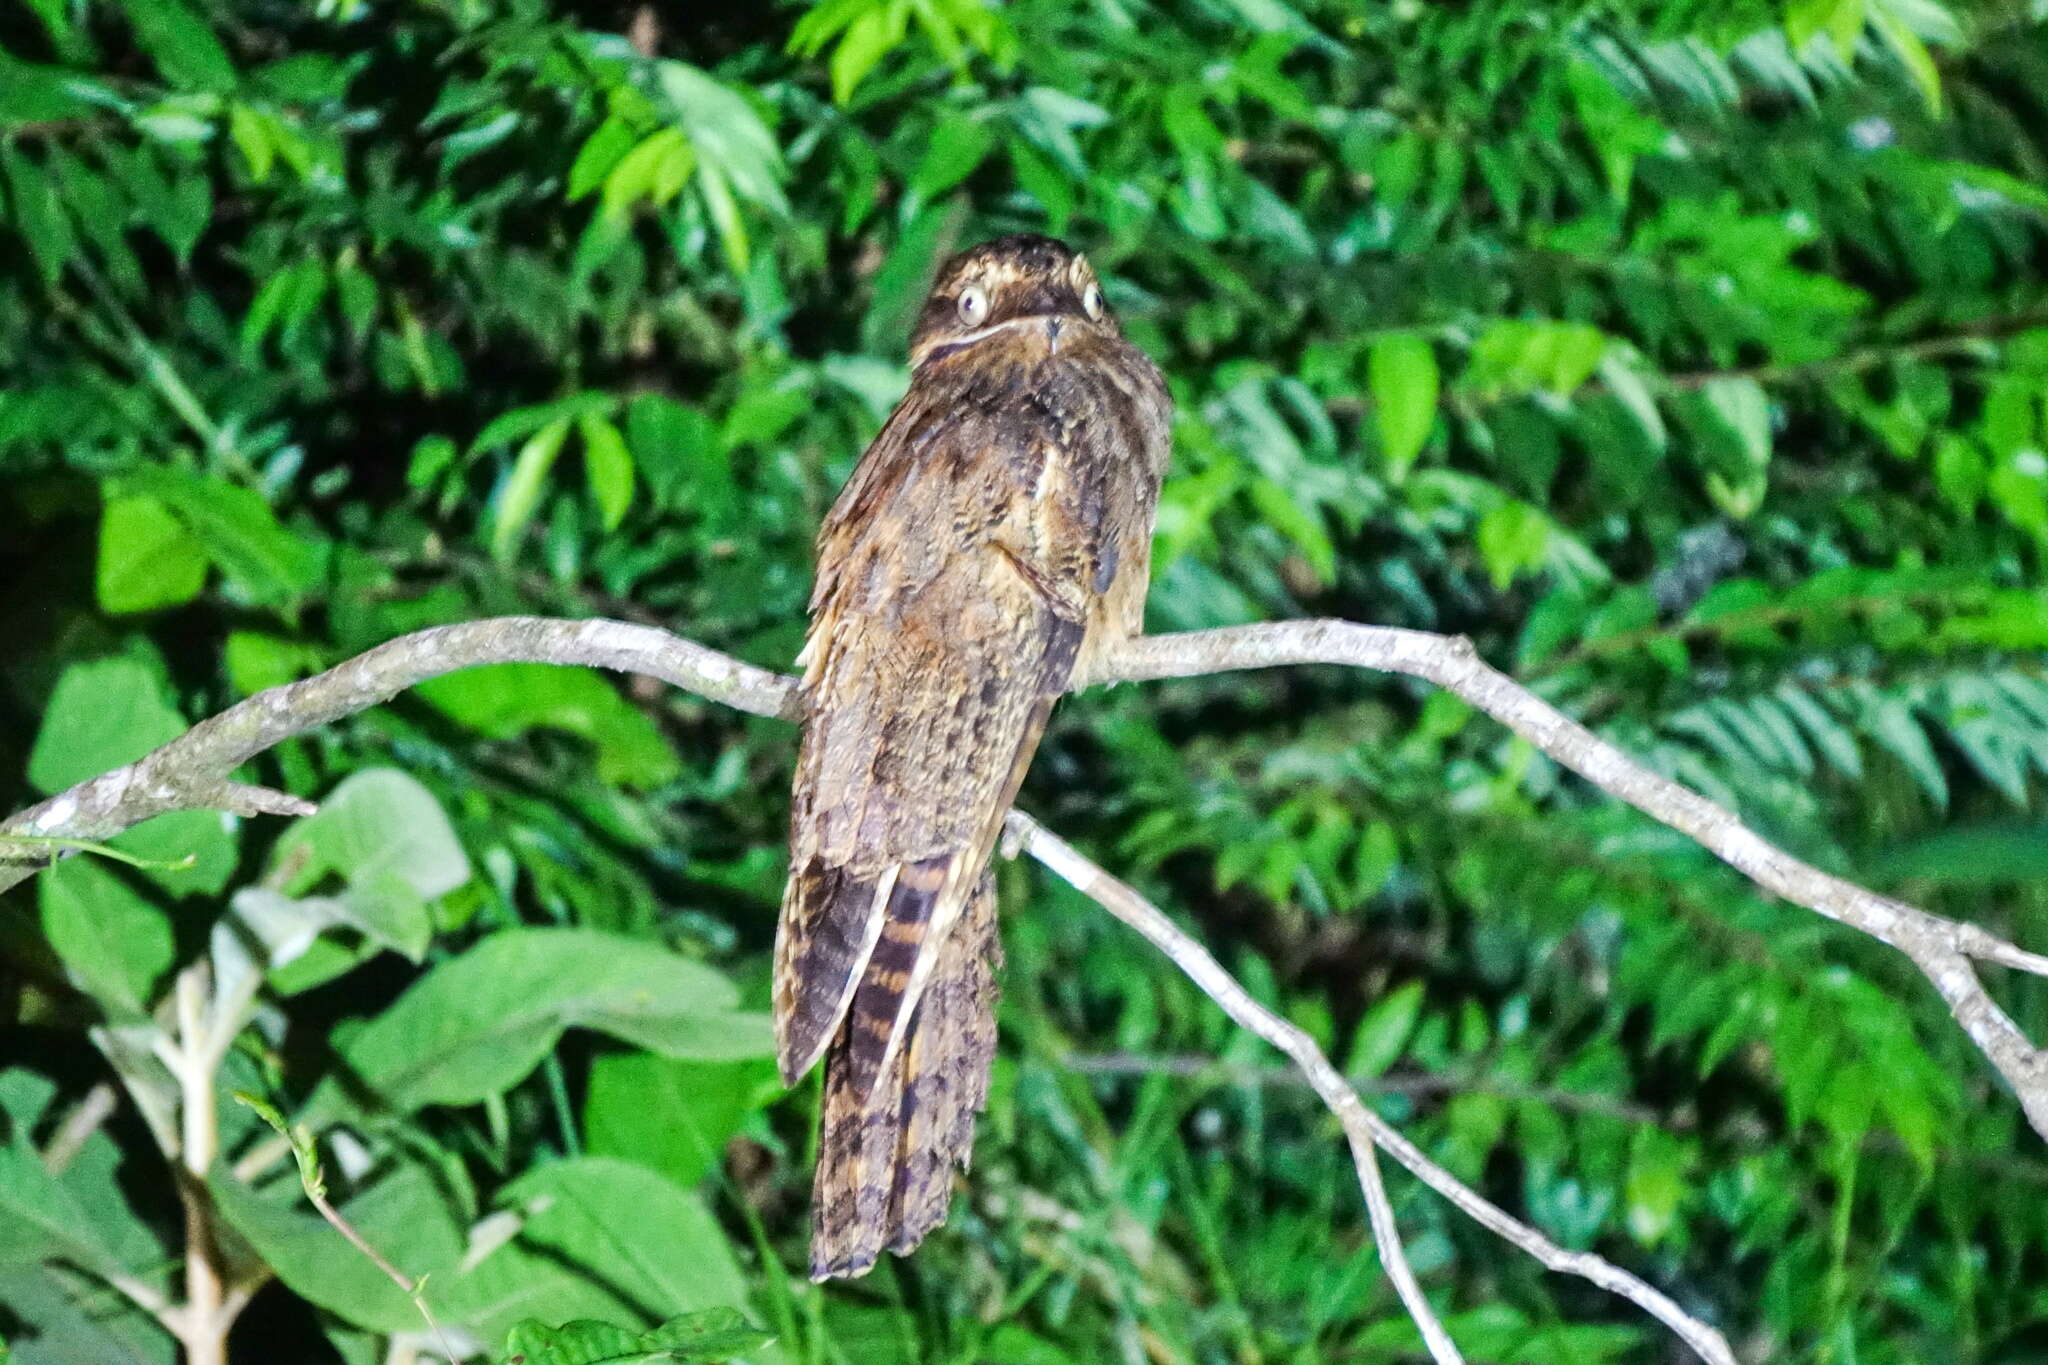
0,617 -> 796,896
1009,811 -> 1734,1365
1086,622 -> 2048,1141
5,611 -> 2045,1352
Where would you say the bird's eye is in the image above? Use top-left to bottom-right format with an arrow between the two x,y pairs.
1082,283 -> 1104,321
957,286 -> 989,325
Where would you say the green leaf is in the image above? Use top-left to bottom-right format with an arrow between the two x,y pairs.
491,417 -> 571,564
26,656 -> 184,794
0,1143 -> 145,1283
96,495 -> 208,614
1465,320 -> 1607,399
657,62 -> 786,214
118,0 -> 237,93
439,1159 -> 761,1349
498,1309 -> 773,1365
414,663 -> 681,789
0,55 -> 104,126
302,930 -> 770,1126
38,856 -> 174,1014
118,468 -> 324,608
1870,5 -> 1940,115
228,104 -> 274,183
1367,334 -> 1438,478
579,415 -> 635,531
1475,500 -> 1550,589
1624,1129 -> 1689,1246
694,159 -> 748,274
1596,352 -> 1667,452
624,395 -> 725,513
910,114 -> 995,203
471,393 -> 617,457
210,1160 -> 463,1335
1346,981 -> 1424,1079
1,150 -> 79,287
269,769 -> 469,960
1786,0 -> 1866,56
602,129 -> 695,218
569,117 -> 639,201
823,6 -> 905,106
584,1054 -> 778,1189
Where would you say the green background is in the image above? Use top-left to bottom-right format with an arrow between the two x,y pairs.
4,0 -> 2048,1361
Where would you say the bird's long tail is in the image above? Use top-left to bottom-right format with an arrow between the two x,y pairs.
808,869 -> 1001,1281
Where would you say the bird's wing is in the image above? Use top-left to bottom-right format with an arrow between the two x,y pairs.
775,387 -> 1085,1093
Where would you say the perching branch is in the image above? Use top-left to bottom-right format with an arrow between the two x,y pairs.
1088,623 -> 2048,1141
1009,812 -> 1734,1365
5,613 -> 2044,1361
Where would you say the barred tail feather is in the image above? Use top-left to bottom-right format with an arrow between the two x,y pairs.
809,871 -> 1001,1281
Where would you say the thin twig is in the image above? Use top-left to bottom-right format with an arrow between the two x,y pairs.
41,1082 -> 121,1177
232,1091 -> 460,1362
173,962 -> 227,1365
1009,811 -> 1735,1365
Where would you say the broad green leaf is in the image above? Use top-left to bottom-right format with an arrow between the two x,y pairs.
118,0 -> 236,93
0,56 -> 103,126
579,415 -> 635,531
1624,1129 -> 1689,1245
910,114 -> 995,203
1596,352 -> 1667,452
414,663 -> 681,789
657,63 -> 786,213
118,468 -> 324,608
270,769 -> 469,959
1,151 -> 79,286
1465,320 -> 1607,399
1475,500 -> 1550,589
498,1309 -> 773,1365
1701,378 -> 1772,466
1346,981 -> 1425,1079
1870,5 -> 1940,114
0,1144 -> 142,1282
694,159 -> 748,274
625,395 -> 726,512
569,116 -> 639,201
1786,0 -> 1866,56
302,930 -> 769,1126
1367,334 -> 1438,478
26,656 -> 184,794
471,393 -> 618,457
602,129 -> 694,218
0,1265 -> 174,1364
438,1159 -> 763,1350
818,6 -> 905,105
96,495 -> 208,614
37,856 -> 173,1014
491,417 -> 571,564
584,1054 -> 778,1188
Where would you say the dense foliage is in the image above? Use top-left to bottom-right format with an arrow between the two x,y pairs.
4,0 -> 2048,1360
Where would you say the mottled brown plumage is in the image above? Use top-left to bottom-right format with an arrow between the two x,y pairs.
775,234 -> 1172,1280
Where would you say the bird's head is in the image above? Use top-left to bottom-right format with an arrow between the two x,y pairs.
908,234 -> 1119,366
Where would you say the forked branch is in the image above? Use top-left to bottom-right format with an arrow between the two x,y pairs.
4,613 -> 2038,1364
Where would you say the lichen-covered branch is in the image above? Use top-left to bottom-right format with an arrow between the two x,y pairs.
1087,622 -> 2048,1142
1008,811 -> 1734,1365
0,617 -> 795,897
3,612 -> 2043,1359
